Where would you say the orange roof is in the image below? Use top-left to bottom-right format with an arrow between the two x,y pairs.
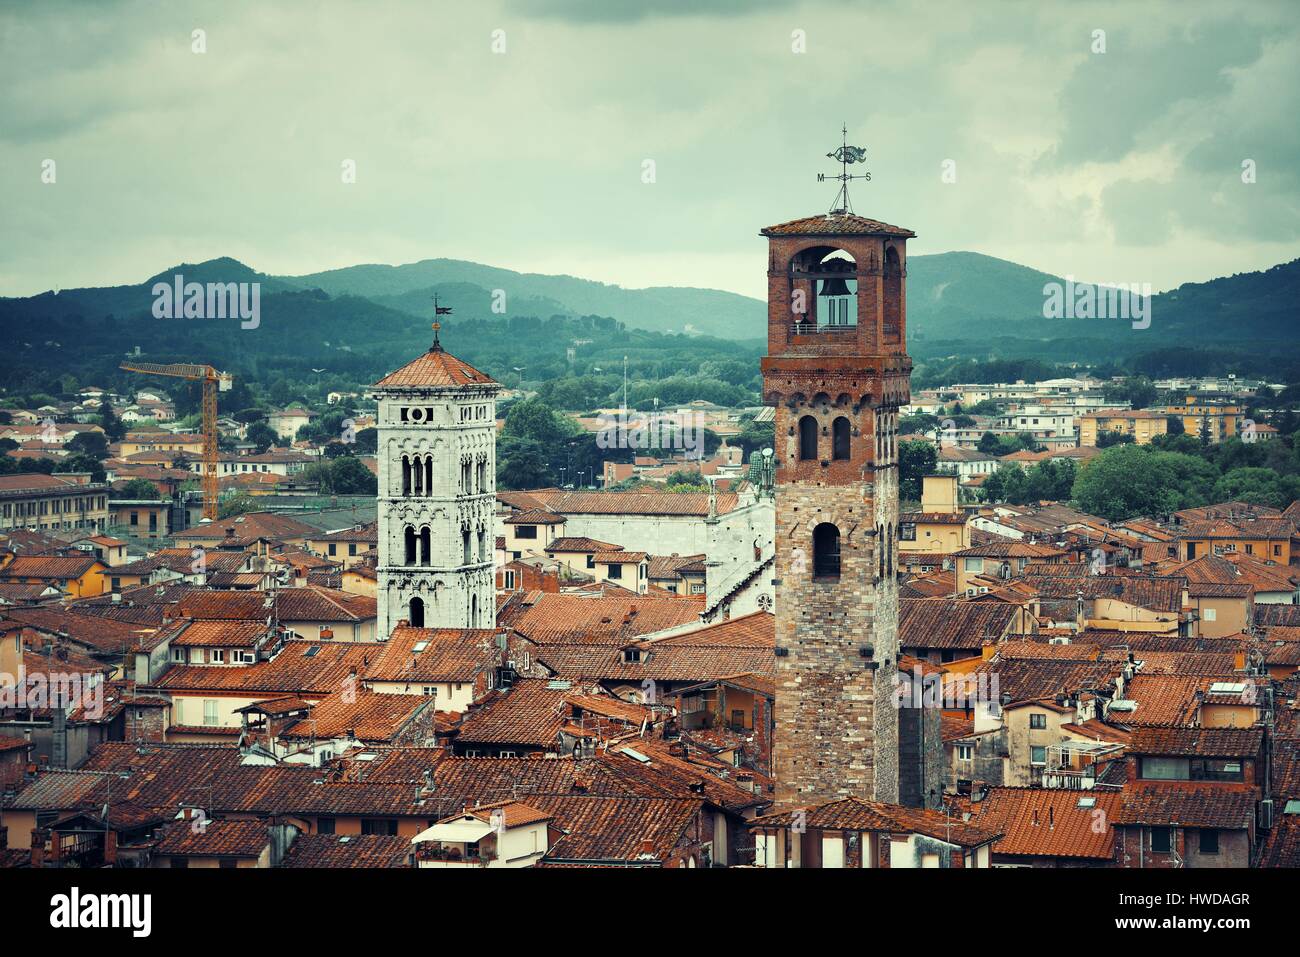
760,212 -> 915,238
498,593 -> 702,645
374,346 -> 497,389
972,788 -> 1122,860
364,626 -> 498,683
463,800 -> 553,828
0,555 -> 103,580
280,690 -> 435,743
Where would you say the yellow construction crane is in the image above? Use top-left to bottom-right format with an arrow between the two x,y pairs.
120,361 -> 233,521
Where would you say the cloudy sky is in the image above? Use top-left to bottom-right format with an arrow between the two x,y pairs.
2,0 -> 1297,299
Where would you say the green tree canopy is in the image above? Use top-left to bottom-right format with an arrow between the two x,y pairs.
116,478 -> 163,499
1071,444 -> 1218,521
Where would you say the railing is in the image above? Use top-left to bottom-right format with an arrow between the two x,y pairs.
1037,768 -> 1096,790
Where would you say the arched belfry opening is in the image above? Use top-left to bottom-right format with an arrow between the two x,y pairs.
832,416 -> 851,460
883,245 -> 902,343
409,596 -> 425,628
790,247 -> 857,331
798,415 -> 819,460
812,523 -> 841,580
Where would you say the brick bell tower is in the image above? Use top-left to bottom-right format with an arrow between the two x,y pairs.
761,202 -> 915,806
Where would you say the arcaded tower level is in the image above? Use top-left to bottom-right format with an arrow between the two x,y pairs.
761,211 -> 915,806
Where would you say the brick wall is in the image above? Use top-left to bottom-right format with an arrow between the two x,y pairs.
764,226 -> 916,807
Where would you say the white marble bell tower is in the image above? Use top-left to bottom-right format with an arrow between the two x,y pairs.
372,325 -> 499,637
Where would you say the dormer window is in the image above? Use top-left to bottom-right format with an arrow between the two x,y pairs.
622,647 -> 643,664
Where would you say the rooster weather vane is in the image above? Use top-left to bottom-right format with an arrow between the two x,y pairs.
819,124 -> 871,215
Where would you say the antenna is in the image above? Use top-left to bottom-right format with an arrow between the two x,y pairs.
818,124 -> 871,215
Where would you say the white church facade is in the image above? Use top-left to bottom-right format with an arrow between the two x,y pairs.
372,332 -> 500,637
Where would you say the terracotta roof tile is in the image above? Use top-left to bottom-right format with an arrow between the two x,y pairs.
364,625 -> 498,684
500,593 -> 701,645
373,347 -> 497,389
280,691 -> 436,744
900,599 -> 1019,651
971,787 -> 1122,860
455,679 -> 570,747
1128,725 -> 1263,758
153,639 -> 382,695
1115,782 -> 1256,829
753,797 -> 1000,848
154,818 -> 269,858
760,212 -> 915,238
280,833 -> 413,868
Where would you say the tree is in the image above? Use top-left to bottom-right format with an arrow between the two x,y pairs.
665,469 -> 707,491
55,453 -> 106,484
1071,444 -> 1218,521
1150,433 -> 1200,455
1212,467 -> 1300,509
899,440 -> 938,503
497,435 -> 551,489
247,422 -> 278,453
900,413 -> 938,436
983,464 -> 1034,504
99,399 -> 125,442
66,430 -> 110,460
1096,429 -> 1135,449
329,456 -> 377,494
219,493 -> 260,518
116,478 -> 162,499
304,457 -> 377,495
1104,377 -> 1158,410
732,419 -> 775,460
1166,415 -> 1186,436
503,398 -> 579,448
353,427 -> 378,454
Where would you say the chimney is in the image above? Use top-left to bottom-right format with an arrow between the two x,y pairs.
1031,809 -> 1039,826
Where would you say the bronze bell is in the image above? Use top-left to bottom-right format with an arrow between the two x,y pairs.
819,277 -> 851,297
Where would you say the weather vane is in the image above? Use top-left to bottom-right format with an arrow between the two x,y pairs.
430,293 -> 453,352
819,124 -> 870,215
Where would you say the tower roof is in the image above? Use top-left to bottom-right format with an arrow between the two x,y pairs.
373,347 -> 497,389
761,212 -> 915,239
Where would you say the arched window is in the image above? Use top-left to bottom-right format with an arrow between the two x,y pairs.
404,525 -> 416,565
401,456 -> 411,496
883,247 -> 902,342
798,415 -> 818,461
412,455 -> 423,496
470,594 -> 478,627
424,456 -> 433,495
832,416 -> 851,460
812,523 -> 841,579
419,527 -> 431,566
409,596 -> 425,628
462,528 -> 472,565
